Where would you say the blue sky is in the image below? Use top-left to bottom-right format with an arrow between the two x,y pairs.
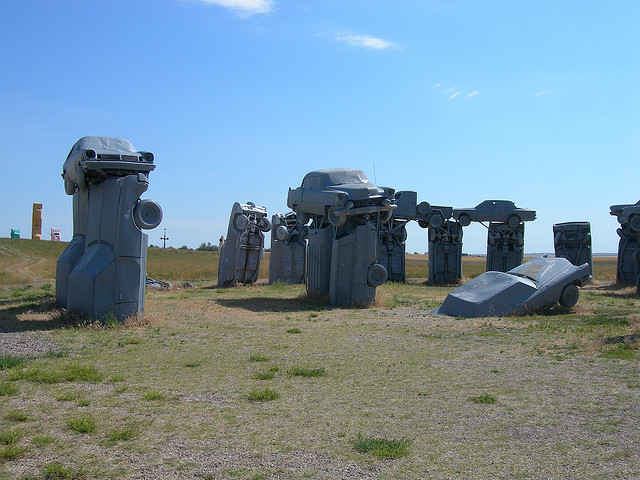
0,0 -> 638,254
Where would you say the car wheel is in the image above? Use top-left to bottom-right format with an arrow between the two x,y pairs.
507,215 -> 521,228
554,232 -> 562,245
458,214 -> 471,227
258,217 -> 272,232
275,225 -> 289,242
380,209 -> 393,223
629,215 -> 640,232
327,207 -> 346,227
367,263 -> 388,287
429,213 -> 444,228
418,219 -> 428,229
296,208 -> 310,226
234,214 -> 249,231
559,284 -> 579,308
399,227 -> 408,243
133,199 -> 163,230
417,201 -> 431,216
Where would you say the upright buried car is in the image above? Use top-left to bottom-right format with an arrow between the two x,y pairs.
434,257 -> 592,317
453,200 -> 536,228
610,201 -> 640,232
287,168 -> 395,227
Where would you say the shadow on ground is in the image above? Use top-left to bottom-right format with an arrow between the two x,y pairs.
0,295 -> 66,332
215,295 -> 331,313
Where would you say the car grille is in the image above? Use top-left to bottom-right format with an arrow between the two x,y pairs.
352,199 -> 378,208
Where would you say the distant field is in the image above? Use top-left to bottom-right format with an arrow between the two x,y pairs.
0,238 -> 618,285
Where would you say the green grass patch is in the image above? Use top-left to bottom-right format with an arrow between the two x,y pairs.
0,429 -> 22,445
471,394 -> 497,404
68,414 -> 97,434
247,387 -> 280,402
0,382 -> 18,396
353,434 -> 412,459
9,363 -> 102,384
32,435 -> 56,447
254,370 -> 275,380
287,367 -> 325,378
0,444 -> 27,461
143,391 -> 166,401
6,409 -> 29,422
600,343 -> 636,359
41,461 -> 86,479
0,354 -> 28,370
106,426 -> 139,444
285,327 -> 302,334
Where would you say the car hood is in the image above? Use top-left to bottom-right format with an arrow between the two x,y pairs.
325,183 -> 385,199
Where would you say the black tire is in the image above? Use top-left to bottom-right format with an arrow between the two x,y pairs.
367,263 -> 388,287
327,207 -> 346,227
507,215 -> 521,228
559,284 -> 579,308
259,217 -> 272,232
380,209 -> 393,223
629,215 -> 640,232
429,213 -> 444,228
234,214 -> 249,231
417,201 -> 431,216
458,214 -> 471,227
133,199 -> 163,230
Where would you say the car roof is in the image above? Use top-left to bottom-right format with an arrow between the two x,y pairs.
301,169 -> 369,189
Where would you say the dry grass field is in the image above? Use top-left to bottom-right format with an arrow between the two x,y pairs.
0,238 -> 638,480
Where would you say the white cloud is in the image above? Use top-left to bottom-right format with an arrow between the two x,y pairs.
436,84 -> 478,100
194,0 -> 274,16
534,91 -> 550,97
334,31 -> 398,50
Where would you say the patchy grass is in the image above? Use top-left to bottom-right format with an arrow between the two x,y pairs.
247,388 -> 280,402
105,426 -> 139,444
0,382 -> 18,396
0,354 -> 29,370
142,391 -> 166,401
470,394 -> 498,404
353,434 -> 412,459
40,462 -> 86,480
286,367 -> 326,378
67,414 -> 97,434
8,363 -> 102,384
248,354 -> 270,363
6,409 -> 29,422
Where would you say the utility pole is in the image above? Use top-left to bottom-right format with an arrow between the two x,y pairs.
160,228 -> 169,249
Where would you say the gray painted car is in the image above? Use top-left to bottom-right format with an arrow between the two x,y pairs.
434,256 -> 592,317
453,200 -> 536,228
610,201 -> 640,232
287,168 -> 395,227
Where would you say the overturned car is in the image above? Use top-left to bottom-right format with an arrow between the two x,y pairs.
434,256 -> 592,317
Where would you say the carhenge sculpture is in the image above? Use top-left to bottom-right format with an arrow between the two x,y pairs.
388,190 -> 459,284
269,212 -> 307,285
610,201 -> 640,285
56,136 -> 162,322
218,202 -> 271,287
453,200 -> 536,272
553,222 -> 592,276
287,168 -> 395,306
